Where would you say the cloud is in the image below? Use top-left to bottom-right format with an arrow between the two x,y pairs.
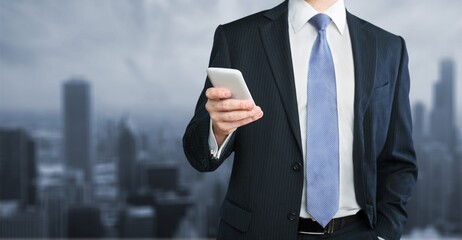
0,0 -> 461,125
0,0 -> 281,116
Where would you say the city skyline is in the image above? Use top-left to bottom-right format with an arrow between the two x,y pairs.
1,57 -> 460,143
407,59 -> 462,235
1,61 -> 461,238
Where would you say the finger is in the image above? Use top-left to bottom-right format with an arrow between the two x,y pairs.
205,87 -> 232,100
213,110 -> 263,133
209,99 -> 255,112
215,107 -> 263,122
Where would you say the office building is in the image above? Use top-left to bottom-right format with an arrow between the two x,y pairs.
0,129 -> 37,208
119,206 -> 156,238
118,118 -> 137,196
0,207 -> 46,238
430,59 -> 456,150
67,205 -> 103,238
63,78 -> 92,182
412,102 -> 426,142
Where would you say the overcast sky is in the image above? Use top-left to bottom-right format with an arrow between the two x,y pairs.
0,0 -> 461,126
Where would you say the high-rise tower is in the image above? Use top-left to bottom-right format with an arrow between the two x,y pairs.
63,79 -> 91,182
430,59 -> 456,150
0,129 -> 37,208
413,102 -> 426,142
117,117 -> 136,196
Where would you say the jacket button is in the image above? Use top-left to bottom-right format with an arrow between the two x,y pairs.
287,213 -> 297,221
292,162 -> 302,171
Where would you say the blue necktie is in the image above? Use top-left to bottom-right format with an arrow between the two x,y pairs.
306,13 -> 339,227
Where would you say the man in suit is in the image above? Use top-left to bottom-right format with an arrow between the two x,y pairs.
183,0 -> 418,239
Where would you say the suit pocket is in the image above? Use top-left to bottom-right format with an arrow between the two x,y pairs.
370,81 -> 389,102
220,199 -> 252,232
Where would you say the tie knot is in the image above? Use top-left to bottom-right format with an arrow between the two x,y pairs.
309,13 -> 331,32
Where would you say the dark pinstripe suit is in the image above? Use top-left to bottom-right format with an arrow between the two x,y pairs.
183,1 -> 417,240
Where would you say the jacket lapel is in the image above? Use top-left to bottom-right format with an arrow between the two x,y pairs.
348,11 -> 377,121
260,1 -> 303,156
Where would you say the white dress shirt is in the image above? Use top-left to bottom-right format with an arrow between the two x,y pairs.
209,0 -> 383,238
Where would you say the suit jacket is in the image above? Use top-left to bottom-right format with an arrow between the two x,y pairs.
183,1 -> 418,240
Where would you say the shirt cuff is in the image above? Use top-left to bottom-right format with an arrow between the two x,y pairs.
208,120 -> 233,159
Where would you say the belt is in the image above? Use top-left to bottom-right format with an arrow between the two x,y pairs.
298,212 -> 361,235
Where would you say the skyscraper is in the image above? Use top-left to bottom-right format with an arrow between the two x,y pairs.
413,102 -> 426,142
406,58 -> 461,235
0,128 -> 37,208
63,79 -> 91,182
430,59 -> 456,150
67,205 -> 103,238
117,117 -> 137,196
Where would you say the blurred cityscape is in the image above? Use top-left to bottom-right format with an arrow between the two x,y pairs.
0,58 -> 460,239
406,59 -> 462,237
0,77 -> 232,238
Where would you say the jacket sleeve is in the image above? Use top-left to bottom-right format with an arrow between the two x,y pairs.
375,37 -> 418,240
182,25 -> 236,172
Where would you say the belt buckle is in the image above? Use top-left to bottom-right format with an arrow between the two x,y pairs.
324,219 -> 335,234
299,220 -> 335,235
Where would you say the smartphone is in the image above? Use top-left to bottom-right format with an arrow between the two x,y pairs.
207,67 -> 254,102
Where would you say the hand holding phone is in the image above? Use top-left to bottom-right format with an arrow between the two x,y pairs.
205,68 -> 263,146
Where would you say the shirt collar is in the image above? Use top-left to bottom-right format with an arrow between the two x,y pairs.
289,0 -> 346,35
